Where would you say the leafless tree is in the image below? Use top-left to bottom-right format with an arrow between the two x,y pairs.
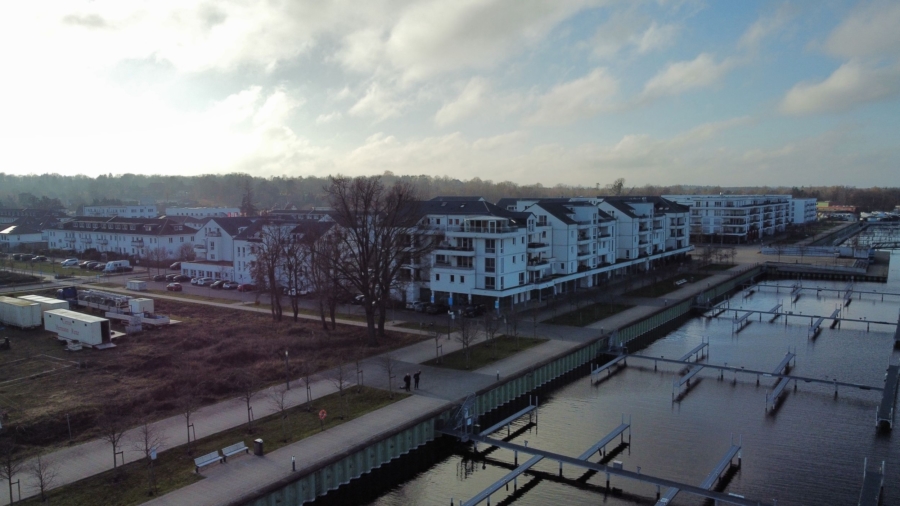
382,355 -> 397,399
176,242 -> 196,262
298,359 -> 316,412
504,308 -> 521,351
249,221 -> 291,322
482,312 -> 500,359
773,242 -> 786,263
146,246 -> 170,276
530,303 -> 540,339
177,381 -> 203,455
98,406 -> 129,470
307,227 -> 344,331
132,417 -> 165,496
234,371 -> 261,432
330,363 -> 352,420
0,440 -> 24,505
325,175 -> 434,345
454,314 -> 478,370
26,454 -> 58,502
268,386 -> 291,443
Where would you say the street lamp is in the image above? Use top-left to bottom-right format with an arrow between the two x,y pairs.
284,350 -> 290,390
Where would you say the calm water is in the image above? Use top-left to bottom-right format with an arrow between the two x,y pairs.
366,251 -> 900,506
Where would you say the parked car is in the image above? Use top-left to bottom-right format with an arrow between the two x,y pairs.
90,262 -> 107,271
195,277 -> 215,286
165,274 -> 178,282
236,283 -> 256,292
407,301 -> 428,312
12,254 -> 22,261
210,280 -> 226,289
153,274 -> 167,282
169,262 -> 181,270
222,281 -> 239,290
190,277 -> 201,285
425,303 -> 449,315
462,304 -> 486,318
174,274 -> 192,282
78,261 -> 93,269
166,282 -> 183,292
61,258 -> 79,267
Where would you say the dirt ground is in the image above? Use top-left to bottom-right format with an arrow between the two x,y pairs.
0,297 -> 423,452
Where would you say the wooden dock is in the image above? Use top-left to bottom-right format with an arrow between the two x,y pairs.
858,459 -> 884,506
656,439 -> 741,505
876,364 -> 898,430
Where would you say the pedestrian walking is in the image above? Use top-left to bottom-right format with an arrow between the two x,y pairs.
403,373 -> 411,392
414,370 -> 421,389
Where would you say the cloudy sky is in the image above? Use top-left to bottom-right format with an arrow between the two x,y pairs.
1,0 -> 898,187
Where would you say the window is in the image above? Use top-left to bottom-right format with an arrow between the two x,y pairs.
450,275 -> 455,282
485,276 -> 495,289
169,238 -> 173,243
435,273 -> 440,281
460,276 -> 465,283
485,239 -> 496,254
519,272 -> 525,285
485,258 -> 495,272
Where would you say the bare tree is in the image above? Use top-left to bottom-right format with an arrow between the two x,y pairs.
132,418 -> 165,496
530,303 -> 540,339
0,440 -> 23,505
268,387 -> 291,443
325,176 -> 434,345
26,454 -> 58,502
308,227 -> 344,331
382,355 -> 397,399
330,363 -> 352,420
177,381 -> 203,455
98,406 -> 129,470
454,314 -> 478,370
298,359 -> 316,412
482,312 -> 500,359
504,308 -> 521,351
146,246 -> 170,276
249,221 -> 291,322
234,371 -> 261,432
176,242 -> 196,262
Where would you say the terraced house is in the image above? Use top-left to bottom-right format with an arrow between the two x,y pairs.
46,217 -> 198,258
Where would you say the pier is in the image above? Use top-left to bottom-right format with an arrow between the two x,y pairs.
478,399 -> 538,438
442,431 -> 772,506
766,302 -> 782,322
656,438 -> 742,506
756,283 -> 900,301
808,309 -> 840,339
702,306 -> 896,332
791,282 -> 802,303
460,417 -> 633,506
894,311 -> 900,349
843,282 -> 854,307
732,310 -> 752,334
876,364 -> 899,430
858,459 -> 884,506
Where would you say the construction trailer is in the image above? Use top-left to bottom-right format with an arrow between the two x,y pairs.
126,280 -> 147,291
17,295 -> 68,319
44,309 -> 112,347
0,296 -> 42,329
74,289 -> 131,312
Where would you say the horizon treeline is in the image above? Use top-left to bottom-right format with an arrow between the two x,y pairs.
0,172 -> 897,213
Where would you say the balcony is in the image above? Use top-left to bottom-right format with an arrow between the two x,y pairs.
131,238 -> 144,244
577,250 -> 592,259
577,234 -> 591,243
527,242 -> 550,250
433,262 -> 474,271
434,244 -> 475,256
207,230 -> 221,237
64,237 -> 76,243
446,224 -> 519,234
97,239 -> 108,245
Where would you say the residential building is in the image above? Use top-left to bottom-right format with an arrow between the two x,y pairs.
0,208 -> 67,224
164,207 -> 241,218
663,194 -> 790,243
0,219 -> 45,251
46,217 -> 197,259
82,204 -> 159,218
180,217 -> 256,281
789,198 -> 817,225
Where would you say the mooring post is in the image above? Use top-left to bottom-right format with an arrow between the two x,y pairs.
514,450 -> 518,465
834,378 -> 838,398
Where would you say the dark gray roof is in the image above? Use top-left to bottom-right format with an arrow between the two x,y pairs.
430,196 -> 486,202
202,217 -> 259,237
419,199 -> 525,223
54,216 -> 197,236
532,202 -> 577,225
600,196 -> 689,215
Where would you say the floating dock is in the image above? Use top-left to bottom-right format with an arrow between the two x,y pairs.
894,311 -> 900,349
656,439 -> 741,506
858,459 -> 884,506
591,355 -> 626,383
876,364 -> 898,430
478,402 -> 537,438
732,311 -> 752,334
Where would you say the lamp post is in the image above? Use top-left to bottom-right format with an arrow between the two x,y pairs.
284,350 -> 290,390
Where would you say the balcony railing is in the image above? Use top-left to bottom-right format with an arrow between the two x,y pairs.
446,225 -> 519,234
527,242 -> 549,249
433,262 -> 474,271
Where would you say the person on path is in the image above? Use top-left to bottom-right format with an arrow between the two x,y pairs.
414,370 -> 421,389
403,373 -> 411,392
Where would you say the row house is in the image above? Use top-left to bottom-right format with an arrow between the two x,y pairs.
164,207 -> 241,218
0,219 -> 45,251
663,194 -> 790,243
180,217 -> 256,281
591,196 -> 689,261
0,208 -> 67,225
46,217 -> 197,259
82,204 -> 159,218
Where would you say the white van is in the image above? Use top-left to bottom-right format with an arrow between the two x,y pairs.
103,260 -> 133,273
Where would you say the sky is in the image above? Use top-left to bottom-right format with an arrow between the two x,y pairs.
1,0 -> 899,188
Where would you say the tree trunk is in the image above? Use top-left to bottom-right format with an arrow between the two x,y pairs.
364,307 -> 378,346
318,299 -> 328,331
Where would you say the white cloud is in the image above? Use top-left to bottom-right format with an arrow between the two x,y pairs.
738,5 -> 794,51
780,60 -> 900,115
640,53 -> 733,101
348,83 -> 406,121
316,111 -> 343,124
635,22 -> 678,54
433,77 -> 526,126
590,11 -> 678,59
525,68 -> 619,125
825,1 -> 900,60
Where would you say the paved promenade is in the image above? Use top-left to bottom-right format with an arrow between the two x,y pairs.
2,259 -> 759,504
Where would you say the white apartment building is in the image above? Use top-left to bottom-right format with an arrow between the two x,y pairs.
82,204 -> 159,218
180,217 -> 256,281
165,207 -> 241,218
663,194 -> 790,243
46,217 -> 196,259
0,221 -> 44,251
789,198 -> 817,225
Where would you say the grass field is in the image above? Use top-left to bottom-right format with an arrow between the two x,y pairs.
543,302 -> 634,327
21,386 -> 406,506
424,335 -> 546,370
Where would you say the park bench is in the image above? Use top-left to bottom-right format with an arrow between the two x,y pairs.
674,279 -> 688,287
221,441 -> 249,462
194,451 -> 223,473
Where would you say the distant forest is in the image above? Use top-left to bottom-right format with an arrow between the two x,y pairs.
0,172 -> 898,213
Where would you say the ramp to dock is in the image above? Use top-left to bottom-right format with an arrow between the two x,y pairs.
479,405 -> 537,437
876,364 -> 899,430
858,460 -> 884,506
591,355 -> 626,382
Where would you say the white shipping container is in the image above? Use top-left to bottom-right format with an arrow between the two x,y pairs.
17,295 -> 68,318
126,280 -> 147,291
129,298 -> 154,314
44,309 -> 111,346
0,296 -> 42,329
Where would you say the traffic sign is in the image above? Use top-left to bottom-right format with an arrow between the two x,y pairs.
319,409 -> 327,420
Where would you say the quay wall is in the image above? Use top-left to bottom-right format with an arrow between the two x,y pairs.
241,265 -> 766,506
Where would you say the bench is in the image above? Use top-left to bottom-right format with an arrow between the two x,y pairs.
221,441 -> 249,462
194,451 -> 223,473
674,279 -> 688,287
